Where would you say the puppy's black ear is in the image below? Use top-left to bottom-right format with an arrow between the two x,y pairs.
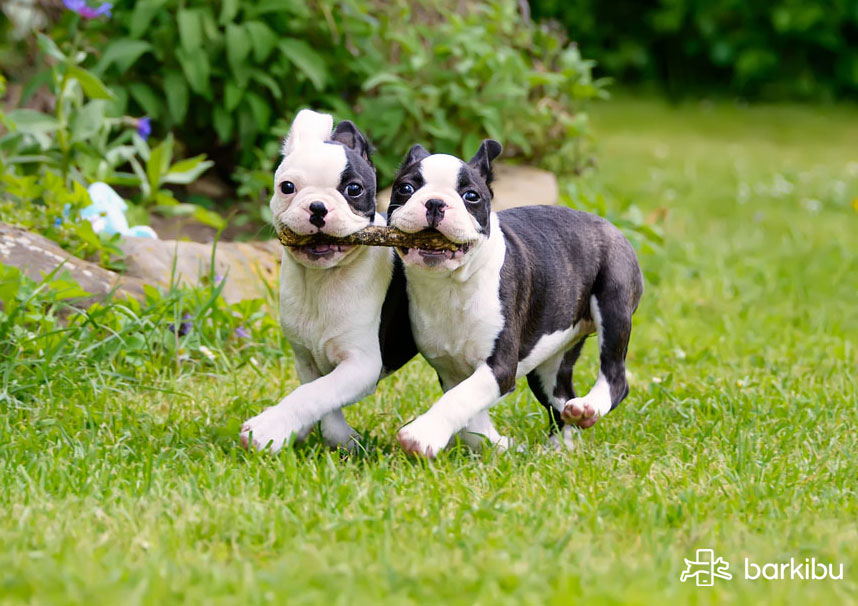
331,120 -> 372,163
403,144 -> 431,167
468,139 -> 503,185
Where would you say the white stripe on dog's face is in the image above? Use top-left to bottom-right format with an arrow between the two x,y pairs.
411,155 -> 480,242
419,154 -> 463,190
277,140 -> 346,191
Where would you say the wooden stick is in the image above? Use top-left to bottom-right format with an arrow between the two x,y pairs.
276,225 -> 468,251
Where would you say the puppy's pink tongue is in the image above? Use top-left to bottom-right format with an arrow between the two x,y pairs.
309,244 -> 335,253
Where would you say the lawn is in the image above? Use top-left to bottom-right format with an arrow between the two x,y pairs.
2,98 -> 857,604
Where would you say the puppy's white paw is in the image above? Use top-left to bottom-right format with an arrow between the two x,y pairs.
482,434 -> 524,453
240,407 -> 305,454
458,430 -> 516,453
548,425 -> 579,451
561,396 -> 607,429
489,436 -> 528,454
397,416 -> 452,458
320,414 -> 361,452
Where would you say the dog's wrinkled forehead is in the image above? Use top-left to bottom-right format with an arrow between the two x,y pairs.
419,154 -> 466,190
414,154 -> 491,199
277,140 -> 346,188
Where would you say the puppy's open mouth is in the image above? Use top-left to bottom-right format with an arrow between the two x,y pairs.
292,243 -> 353,258
398,243 -> 471,260
395,228 -> 473,261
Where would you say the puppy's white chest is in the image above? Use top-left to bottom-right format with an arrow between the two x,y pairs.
411,290 -> 500,367
407,239 -> 506,382
279,248 -> 391,372
280,284 -> 346,346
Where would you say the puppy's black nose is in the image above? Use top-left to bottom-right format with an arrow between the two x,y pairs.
425,198 -> 446,227
425,199 -> 445,212
309,202 -> 327,228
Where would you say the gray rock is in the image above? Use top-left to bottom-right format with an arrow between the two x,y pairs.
0,222 -> 146,305
119,238 -> 281,304
376,162 -> 559,213
489,163 -> 560,211
0,223 -> 282,306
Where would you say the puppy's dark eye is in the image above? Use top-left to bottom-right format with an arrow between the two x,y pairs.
346,183 -> 363,197
463,190 -> 480,203
397,183 -> 414,196
280,181 -> 296,195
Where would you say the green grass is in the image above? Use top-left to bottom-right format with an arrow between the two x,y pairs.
2,98 -> 857,604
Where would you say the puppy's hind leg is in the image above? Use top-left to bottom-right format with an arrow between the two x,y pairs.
320,409 -> 360,451
457,410 -> 513,452
527,339 -> 585,449
562,292 -> 634,429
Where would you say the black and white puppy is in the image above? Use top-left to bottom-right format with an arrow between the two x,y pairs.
240,110 -> 415,453
387,141 -> 643,456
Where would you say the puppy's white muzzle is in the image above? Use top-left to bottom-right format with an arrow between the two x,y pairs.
389,191 -> 481,244
389,191 -> 483,271
273,188 -> 371,269
275,187 -> 369,238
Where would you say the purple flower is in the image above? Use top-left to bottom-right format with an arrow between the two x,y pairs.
214,273 -> 224,285
168,313 -> 193,336
62,0 -> 112,19
136,117 -> 152,141
234,326 -> 250,339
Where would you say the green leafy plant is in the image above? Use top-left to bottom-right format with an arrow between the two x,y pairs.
1,31 -> 214,202
0,258 -> 283,408
1,32 -> 120,184
0,15 -> 222,243
345,1 -> 608,179
62,0 -> 605,185
125,133 -> 222,228
0,172 -> 124,269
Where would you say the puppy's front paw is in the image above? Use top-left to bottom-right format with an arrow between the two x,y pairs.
561,396 -> 604,429
240,407 -> 305,454
397,416 -> 452,458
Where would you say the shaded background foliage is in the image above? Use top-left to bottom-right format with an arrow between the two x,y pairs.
4,0 -> 856,216
530,0 -> 858,100
2,0 -> 855,237
5,0 -> 605,187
